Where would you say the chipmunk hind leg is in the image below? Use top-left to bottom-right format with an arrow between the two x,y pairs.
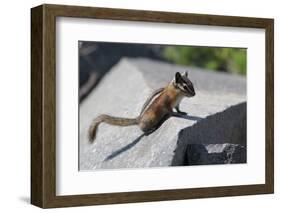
139,114 -> 171,136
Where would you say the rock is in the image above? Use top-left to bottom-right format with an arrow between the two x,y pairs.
171,102 -> 247,166
79,58 -> 246,170
184,143 -> 246,165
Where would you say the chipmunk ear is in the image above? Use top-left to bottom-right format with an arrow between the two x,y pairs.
184,71 -> 189,78
175,72 -> 182,83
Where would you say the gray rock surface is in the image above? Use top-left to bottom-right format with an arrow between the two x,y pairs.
184,144 -> 246,165
79,58 -> 246,170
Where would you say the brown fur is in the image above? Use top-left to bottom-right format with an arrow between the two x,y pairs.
88,72 -> 195,143
139,85 -> 184,132
88,114 -> 139,142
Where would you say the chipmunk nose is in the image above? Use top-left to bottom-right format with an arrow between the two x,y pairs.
189,90 -> 195,97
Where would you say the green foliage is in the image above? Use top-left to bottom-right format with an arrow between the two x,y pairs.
163,46 -> 246,75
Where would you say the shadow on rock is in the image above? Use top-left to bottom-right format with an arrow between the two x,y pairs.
172,102 -> 247,166
184,143 -> 246,165
172,113 -> 203,121
104,133 -> 146,162
103,114 -> 203,162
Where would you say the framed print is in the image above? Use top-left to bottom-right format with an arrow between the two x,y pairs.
31,4 -> 274,208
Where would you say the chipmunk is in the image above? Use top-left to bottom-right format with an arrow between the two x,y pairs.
88,71 -> 195,142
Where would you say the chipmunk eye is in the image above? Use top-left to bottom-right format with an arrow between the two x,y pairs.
183,85 -> 188,90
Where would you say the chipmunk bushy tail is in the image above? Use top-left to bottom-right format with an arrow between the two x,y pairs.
88,114 -> 139,142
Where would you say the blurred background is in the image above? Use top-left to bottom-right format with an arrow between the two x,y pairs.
79,41 -> 246,101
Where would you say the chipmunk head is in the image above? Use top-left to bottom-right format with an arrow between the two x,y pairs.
173,71 -> 196,97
